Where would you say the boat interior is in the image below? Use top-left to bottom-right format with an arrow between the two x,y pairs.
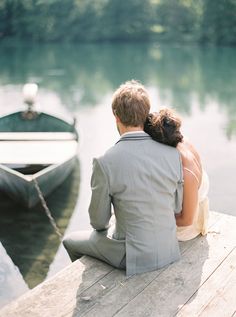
3,163 -> 50,175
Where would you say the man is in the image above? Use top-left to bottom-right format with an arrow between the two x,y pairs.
63,80 -> 183,276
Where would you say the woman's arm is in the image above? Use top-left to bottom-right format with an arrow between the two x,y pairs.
175,169 -> 199,226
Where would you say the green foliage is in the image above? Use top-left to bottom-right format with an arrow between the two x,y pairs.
200,0 -> 236,45
153,0 -> 201,42
0,0 -> 235,45
99,0 -> 154,41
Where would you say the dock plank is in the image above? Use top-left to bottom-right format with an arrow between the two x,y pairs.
0,256 -> 114,317
176,247 -> 236,317
113,213 -> 236,317
0,211 -> 235,317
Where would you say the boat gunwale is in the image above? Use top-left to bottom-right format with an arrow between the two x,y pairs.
0,110 -> 76,127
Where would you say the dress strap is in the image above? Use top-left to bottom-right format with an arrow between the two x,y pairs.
183,167 -> 200,185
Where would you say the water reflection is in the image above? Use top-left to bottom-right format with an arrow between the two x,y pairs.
0,242 -> 29,308
0,159 -> 79,299
0,43 -> 235,137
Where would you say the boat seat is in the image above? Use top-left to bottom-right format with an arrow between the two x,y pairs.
0,132 -> 77,141
0,139 -> 78,165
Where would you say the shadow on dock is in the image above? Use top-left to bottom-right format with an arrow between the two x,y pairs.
70,236 -> 209,316
0,158 -> 80,289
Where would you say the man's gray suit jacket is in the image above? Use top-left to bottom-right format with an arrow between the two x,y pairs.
89,131 -> 183,276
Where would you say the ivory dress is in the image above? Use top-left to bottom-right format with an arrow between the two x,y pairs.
177,169 -> 209,241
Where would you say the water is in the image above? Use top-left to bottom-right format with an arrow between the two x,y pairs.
0,42 -> 236,308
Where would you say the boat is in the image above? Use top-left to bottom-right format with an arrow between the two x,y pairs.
0,84 -> 79,208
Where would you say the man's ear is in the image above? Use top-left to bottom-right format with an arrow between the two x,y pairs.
115,115 -> 121,124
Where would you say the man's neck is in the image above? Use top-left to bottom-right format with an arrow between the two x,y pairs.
120,126 -> 144,136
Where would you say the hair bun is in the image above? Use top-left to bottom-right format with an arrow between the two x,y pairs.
144,108 -> 183,147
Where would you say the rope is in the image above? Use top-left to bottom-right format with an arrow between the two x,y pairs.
33,178 -> 62,239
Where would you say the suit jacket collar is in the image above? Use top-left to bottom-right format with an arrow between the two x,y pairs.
116,131 -> 151,144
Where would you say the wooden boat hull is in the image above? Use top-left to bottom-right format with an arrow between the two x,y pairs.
0,156 -> 78,208
0,109 -> 79,208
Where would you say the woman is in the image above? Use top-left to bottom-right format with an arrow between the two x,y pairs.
144,108 -> 209,241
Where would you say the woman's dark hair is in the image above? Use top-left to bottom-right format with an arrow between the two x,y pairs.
144,108 -> 183,147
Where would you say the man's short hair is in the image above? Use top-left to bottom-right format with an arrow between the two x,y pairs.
112,80 -> 151,127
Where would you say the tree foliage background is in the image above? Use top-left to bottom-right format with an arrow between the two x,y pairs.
0,0 -> 235,45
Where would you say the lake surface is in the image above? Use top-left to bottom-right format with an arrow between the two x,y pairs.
0,42 -> 236,308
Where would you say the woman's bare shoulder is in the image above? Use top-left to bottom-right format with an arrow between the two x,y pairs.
178,138 -> 202,185
179,139 -> 201,163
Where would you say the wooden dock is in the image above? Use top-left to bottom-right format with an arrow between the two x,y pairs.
1,211 -> 236,317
